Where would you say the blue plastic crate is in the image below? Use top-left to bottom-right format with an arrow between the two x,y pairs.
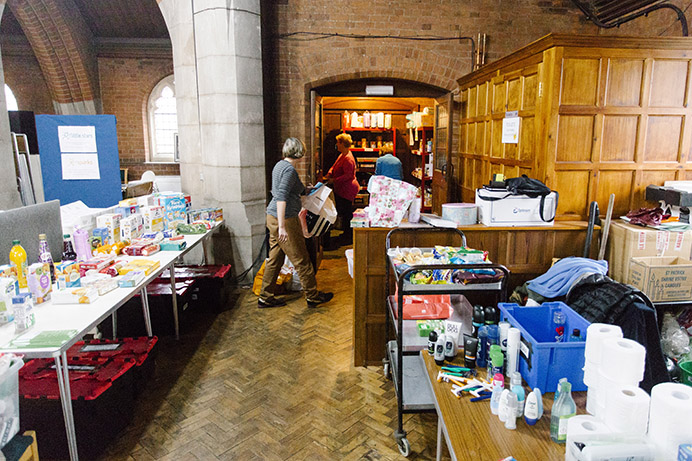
498,301 -> 590,393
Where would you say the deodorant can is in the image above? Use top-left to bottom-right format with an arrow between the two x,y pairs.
427,330 -> 438,356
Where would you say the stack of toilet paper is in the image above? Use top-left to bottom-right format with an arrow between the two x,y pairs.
567,323 -> 692,460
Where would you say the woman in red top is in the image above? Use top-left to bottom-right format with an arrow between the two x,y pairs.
324,133 -> 359,245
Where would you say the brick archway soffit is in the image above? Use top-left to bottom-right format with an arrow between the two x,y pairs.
7,0 -> 97,105
296,49 -> 470,93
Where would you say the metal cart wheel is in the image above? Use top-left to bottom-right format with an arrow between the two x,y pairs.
383,358 -> 391,380
397,436 -> 411,457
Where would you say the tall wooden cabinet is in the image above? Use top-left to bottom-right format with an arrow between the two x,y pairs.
456,34 -> 692,220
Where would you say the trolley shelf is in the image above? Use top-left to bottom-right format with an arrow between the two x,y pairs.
387,340 -> 435,411
386,295 -> 475,353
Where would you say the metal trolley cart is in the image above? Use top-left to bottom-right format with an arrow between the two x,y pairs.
383,227 -> 509,456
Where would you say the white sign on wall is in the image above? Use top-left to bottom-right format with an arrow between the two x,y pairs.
502,111 -> 520,144
61,154 -> 100,180
58,126 -> 97,153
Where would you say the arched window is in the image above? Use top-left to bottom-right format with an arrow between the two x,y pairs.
147,75 -> 178,162
5,84 -> 18,111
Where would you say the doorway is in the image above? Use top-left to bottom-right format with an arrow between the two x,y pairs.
309,79 -> 453,214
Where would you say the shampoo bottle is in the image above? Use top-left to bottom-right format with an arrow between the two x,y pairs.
434,334 -> 446,365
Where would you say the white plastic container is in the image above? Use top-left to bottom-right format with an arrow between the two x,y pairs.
0,356 -> 23,449
441,203 -> 477,225
345,249 -> 354,279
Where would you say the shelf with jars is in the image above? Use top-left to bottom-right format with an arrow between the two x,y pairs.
408,126 -> 434,212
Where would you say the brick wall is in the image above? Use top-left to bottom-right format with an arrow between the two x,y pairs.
2,49 -> 54,114
267,0 -> 692,180
98,56 -> 179,180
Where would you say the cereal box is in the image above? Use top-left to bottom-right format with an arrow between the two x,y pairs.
155,194 -> 187,230
96,213 -> 121,243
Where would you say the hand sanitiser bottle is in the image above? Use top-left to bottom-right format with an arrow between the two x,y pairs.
550,379 -> 576,443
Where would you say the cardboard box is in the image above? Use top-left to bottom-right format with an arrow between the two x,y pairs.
475,189 -> 557,227
155,194 -> 187,230
96,213 -> 121,243
629,256 -> 692,302
606,221 -> 692,283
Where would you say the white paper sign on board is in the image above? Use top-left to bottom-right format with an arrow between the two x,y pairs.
61,153 -> 100,180
58,126 -> 97,153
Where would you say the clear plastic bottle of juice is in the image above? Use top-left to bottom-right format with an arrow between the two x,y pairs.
9,240 -> 28,288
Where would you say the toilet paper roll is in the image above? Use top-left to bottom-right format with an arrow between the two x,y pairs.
604,385 -> 650,435
586,386 -> 597,415
566,415 -> 612,450
648,383 -> 692,460
506,327 -> 521,376
583,362 -> 598,387
595,369 -> 639,420
600,338 -> 646,384
585,323 -> 623,364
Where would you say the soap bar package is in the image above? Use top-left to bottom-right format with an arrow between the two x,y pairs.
52,287 -> 98,304
27,262 -> 52,304
96,213 -> 121,243
142,206 -> 164,232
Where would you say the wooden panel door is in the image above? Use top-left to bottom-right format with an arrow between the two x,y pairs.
309,90 -> 323,182
432,93 -> 453,214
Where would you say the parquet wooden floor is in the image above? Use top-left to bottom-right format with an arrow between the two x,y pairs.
100,246 -> 449,461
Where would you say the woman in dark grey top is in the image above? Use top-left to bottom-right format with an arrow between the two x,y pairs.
258,138 -> 333,308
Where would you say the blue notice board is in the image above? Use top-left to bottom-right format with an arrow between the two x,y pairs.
36,114 -> 122,208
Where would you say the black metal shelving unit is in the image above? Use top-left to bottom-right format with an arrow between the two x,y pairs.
382,227 -> 510,457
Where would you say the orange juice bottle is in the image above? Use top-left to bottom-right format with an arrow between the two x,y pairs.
9,240 -> 28,288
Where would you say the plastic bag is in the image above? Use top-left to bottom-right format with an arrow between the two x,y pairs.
251,259 -> 294,296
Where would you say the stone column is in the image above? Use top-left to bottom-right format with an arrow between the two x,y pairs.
0,0 -> 23,210
158,0 -> 266,280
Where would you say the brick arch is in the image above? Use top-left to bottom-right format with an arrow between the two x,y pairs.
7,0 -> 100,113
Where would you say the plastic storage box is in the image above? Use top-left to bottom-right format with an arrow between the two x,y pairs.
67,336 -> 158,395
19,357 -> 136,459
0,357 -> 23,449
498,302 -> 590,393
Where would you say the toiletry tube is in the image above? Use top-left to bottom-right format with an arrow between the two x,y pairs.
506,327 -> 521,375
603,385 -> 650,435
498,321 -> 510,352
463,334 -> 478,368
648,383 -> 692,460
585,323 -> 623,364
600,338 -> 646,384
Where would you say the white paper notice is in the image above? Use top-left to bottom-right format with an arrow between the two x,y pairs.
61,154 -> 100,180
502,116 -> 520,144
58,126 -> 97,153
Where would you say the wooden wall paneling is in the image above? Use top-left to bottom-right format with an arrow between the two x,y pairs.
606,58 -> 644,107
649,60 -> 688,107
560,57 -> 600,106
540,46 -> 562,189
556,170 -> 591,218
601,115 -> 638,162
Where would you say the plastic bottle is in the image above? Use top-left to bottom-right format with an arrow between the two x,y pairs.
9,240 -> 28,288
343,110 -> 350,129
62,234 -> 77,261
73,227 -> 91,262
498,389 -> 511,423
510,371 -> 525,417
37,234 -> 56,283
444,334 -> 457,361
477,326 -> 489,368
555,377 -> 567,401
363,110 -> 371,128
550,379 -> 576,443
490,373 -> 504,415
499,321 -> 510,352
487,345 -> 502,380
434,334 -> 446,365
504,392 -> 518,430
490,350 -> 504,378
524,388 -> 541,425
427,330 -> 438,355
472,305 -> 485,336
568,328 -> 583,342
552,310 -> 566,342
